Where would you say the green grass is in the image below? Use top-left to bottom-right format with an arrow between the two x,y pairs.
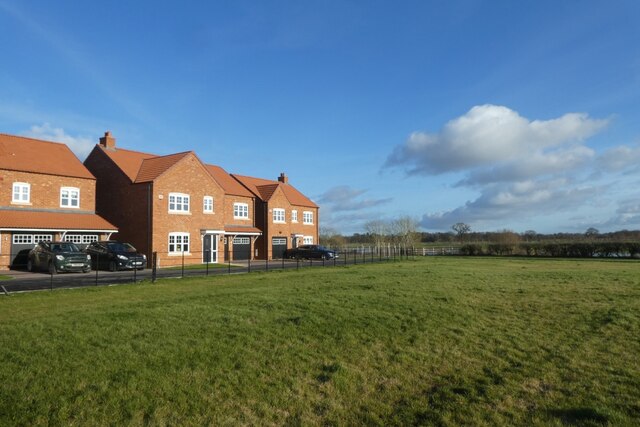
1,257 -> 639,426
0,275 -> 12,280
163,261 -> 238,270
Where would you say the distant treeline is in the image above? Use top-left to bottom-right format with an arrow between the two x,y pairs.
460,241 -> 640,258
341,229 -> 640,245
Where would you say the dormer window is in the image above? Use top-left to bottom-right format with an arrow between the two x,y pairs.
12,182 -> 30,204
60,187 -> 80,208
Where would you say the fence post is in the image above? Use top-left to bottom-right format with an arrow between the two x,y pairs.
248,257 -> 251,273
266,256 -> 269,272
354,249 -> 357,265
205,250 -> 209,276
133,263 -> 137,283
152,252 -> 157,283
95,252 -> 99,286
181,250 -> 185,278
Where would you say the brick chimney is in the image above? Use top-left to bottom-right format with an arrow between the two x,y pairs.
99,131 -> 116,149
278,172 -> 288,184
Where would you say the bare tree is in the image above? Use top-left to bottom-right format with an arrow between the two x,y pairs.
364,220 -> 389,248
452,222 -> 471,243
585,227 -> 600,239
319,226 -> 345,248
391,216 -> 419,248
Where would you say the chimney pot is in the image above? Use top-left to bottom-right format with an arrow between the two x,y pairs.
278,172 -> 288,184
99,131 -> 116,149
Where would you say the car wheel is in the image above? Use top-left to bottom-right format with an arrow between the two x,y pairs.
82,267 -> 91,273
109,261 -> 117,272
48,262 -> 57,275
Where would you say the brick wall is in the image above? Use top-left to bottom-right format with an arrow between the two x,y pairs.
152,154 -> 226,266
84,148 -> 151,257
0,170 -> 96,212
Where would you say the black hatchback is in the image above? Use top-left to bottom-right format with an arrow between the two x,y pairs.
86,241 -> 146,271
284,245 -> 338,260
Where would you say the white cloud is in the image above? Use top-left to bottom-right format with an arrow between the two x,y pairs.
381,105 -> 627,231
23,123 -> 94,160
597,143 -> 640,173
421,179 -> 605,230
385,104 -> 609,175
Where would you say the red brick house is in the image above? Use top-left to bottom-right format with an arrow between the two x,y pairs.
0,133 -> 117,269
83,132 -> 261,266
232,173 -> 319,259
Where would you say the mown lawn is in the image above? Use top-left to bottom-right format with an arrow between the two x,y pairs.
1,257 -> 639,426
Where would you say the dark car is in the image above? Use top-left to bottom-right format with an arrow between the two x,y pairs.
284,245 -> 338,260
28,241 -> 92,274
85,241 -> 146,271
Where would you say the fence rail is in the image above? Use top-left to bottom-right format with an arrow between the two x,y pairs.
2,246 -> 427,294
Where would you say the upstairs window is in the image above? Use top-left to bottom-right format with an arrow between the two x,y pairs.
234,203 -> 249,219
203,196 -> 214,213
169,193 -> 190,213
291,210 -> 298,222
273,208 -> 285,223
303,211 -> 313,224
12,182 -> 30,203
60,187 -> 80,208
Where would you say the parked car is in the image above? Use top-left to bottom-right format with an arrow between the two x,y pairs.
27,241 -> 92,274
284,245 -> 338,260
85,241 -> 146,271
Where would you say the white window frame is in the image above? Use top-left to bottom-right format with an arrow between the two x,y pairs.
64,234 -> 98,244
60,187 -> 80,209
291,210 -> 298,223
12,182 -> 30,204
303,211 -> 314,224
203,196 -> 214,213
168,193 -> 190,213
234,202 -> 249,219
12,234 -> 33,244
12,234 -> 53,244
273,208 -> 285,223
303,236 -> 314,244
168,232 -> 190,254
272,237 -> 287,245
233,237 -> 251,245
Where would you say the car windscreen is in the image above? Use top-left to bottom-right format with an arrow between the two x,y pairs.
51,243 -> 80,253
106,242 -> 137,253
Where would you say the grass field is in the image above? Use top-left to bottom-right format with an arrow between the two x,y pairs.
1,257 -> 639,426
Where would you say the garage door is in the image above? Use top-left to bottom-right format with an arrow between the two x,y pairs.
272,237 -> 287,259
10,234 -> 53,269
232,237 -> 251,260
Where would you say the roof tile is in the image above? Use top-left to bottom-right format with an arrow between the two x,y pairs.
0,209 -> 117,231
0,133 -> 95,179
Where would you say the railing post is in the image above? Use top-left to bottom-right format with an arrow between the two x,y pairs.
95,252 -> 99,286
181,250 -> 185,278
248,256 -> 251,273
152,252 -> 157,283
205,250 -> 209,276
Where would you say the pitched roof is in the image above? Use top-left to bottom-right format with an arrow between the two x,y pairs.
0,133 -> 95,179
0,209 -> 117,231
232,174 -> 318,208
135,152 -> 192,183
93,144 -> 194,183
95,145 -> 155,181
205,164 -> 254,198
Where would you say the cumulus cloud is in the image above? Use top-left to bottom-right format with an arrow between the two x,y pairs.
385,104 -> 609,176
597,143 -> 640,173
23,123 -> 94,160
604,199 -> 640,228
381,105 -> 631,231
421,179 -> 605,229
317,185 -> 392,212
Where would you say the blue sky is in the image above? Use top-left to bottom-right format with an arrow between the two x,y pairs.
1,1 -> 639,234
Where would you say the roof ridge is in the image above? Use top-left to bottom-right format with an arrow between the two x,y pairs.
0,133 -> 71,147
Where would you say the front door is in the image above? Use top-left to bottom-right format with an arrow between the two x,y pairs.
203,234 -> 218,263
